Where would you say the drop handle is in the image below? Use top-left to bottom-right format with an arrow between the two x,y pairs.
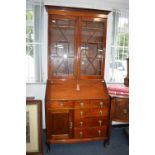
98,120 -> 102,126
80,121 -> 83,127
80,102 -> 84,107
80,131 -> 83,138
98,130 -> 101,136
99,110 -> 103,115
60,102 -> 64,107
80,111 -> 83,117
100,102 -> 103,108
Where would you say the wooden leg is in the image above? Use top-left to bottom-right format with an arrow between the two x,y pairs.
46,142 -> 51,152
103,139 -> 109,147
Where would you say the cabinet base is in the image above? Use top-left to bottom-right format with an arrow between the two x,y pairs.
47,136 -> 108,144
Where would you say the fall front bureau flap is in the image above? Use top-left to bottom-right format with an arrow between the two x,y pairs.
45,79 -> 109,101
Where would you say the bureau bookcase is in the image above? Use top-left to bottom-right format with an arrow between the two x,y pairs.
45,6 -> 111,150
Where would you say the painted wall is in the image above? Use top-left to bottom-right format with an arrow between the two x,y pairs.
26,1 -> 128,129
44,0 -> 129,10
26,84 -> 46,128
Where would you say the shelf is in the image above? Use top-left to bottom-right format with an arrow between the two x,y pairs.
82,27 -> 104,32
52,25 -> 75,29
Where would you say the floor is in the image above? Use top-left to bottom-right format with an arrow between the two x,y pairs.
43,127 -> 129,155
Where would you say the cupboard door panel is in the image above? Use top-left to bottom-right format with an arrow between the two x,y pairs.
111,97 -> 129,122
46,109 -> 73,140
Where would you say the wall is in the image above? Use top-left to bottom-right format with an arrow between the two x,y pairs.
26,84 -> 46,128
44,0 -> 129,10
26,1 -> 128,129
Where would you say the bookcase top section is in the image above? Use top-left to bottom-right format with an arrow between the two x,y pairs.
46,5 -> 111,18
46,5 -> 111,17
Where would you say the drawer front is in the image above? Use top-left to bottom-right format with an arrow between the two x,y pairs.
74,126 -> 107,138
74,108 -> 108,119
74,117 -> 108,128
46,100 -> 74,109
74,100 -> 90,108
115,97 -> 129,105
91,100 -> 108,108
74,100 -> 108,109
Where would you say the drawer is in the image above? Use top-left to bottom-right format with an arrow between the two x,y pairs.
111,97 -> 129,122
74,117 -> 108,128
46,100 -> 74,109
74,100 -> 90,109
74,126 -> 107,138
74,108 -> 108,119
91,100 -> 108,108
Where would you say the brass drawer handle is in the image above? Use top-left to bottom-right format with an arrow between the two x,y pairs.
98,130 -> 101,136
60,102 -> 64,107
98,120 -> 102,126
80,131 -> 83,138
100,102 -> 103,108
80,102 -> 84,107
123,108 -> 128,114
80,111 -> 83,117
99,110 -> 103,115
80,121 -> 83,127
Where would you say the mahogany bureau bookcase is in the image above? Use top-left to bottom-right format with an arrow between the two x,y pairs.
45,6 -> 111,151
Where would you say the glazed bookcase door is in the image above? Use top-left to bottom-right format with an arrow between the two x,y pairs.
80,17 -> 106,79
48,15 -> 77,79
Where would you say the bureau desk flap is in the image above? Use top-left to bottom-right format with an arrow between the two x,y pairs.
46,79 -> 109,100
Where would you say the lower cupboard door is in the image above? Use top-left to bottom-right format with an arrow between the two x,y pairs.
46,109 -> 73,140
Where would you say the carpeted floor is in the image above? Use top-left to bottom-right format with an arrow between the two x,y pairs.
43,127 -> 129,155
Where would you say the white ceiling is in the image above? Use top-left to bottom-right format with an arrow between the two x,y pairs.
27,0 -> 128,5
106,0 -> 128,3
27,0 -> 129,10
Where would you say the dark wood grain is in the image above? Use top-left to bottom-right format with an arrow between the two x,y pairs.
111,97 -> 129,122
46,79 -> 109,100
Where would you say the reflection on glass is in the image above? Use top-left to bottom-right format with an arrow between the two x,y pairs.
50,17 -> 75,76
80,19 -> 104,76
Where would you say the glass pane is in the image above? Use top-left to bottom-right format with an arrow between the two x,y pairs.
26,26 -> 34,42
80,20 -> 104,76
50,18 -> 75,76
26,10 -> 33,22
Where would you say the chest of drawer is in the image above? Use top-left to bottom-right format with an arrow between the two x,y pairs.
74,108 -> 108,119
74,117 -> 108,128
74,126 -> 107,138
